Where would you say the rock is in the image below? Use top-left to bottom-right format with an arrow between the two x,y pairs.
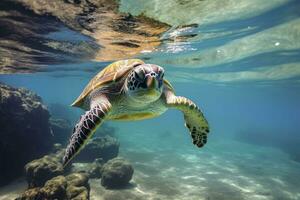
71,159 -> 104,178
25,155 -> 64,188
0,83 -> 53,186
101,157 -> 134,189
66,173 -> 90,200
16,176 -> 67,200
66,185 -> 89,200
16,187 -> 41,200
53,143 -> 63,153
51,145 -> 66,163
39,176 -> 68,199
66,173 -> 89,188
17,173 -> 90,200
49,118 -> 73,143
76,135 -> 119,162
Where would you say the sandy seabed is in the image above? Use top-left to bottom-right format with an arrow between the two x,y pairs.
1,138 -> 300,200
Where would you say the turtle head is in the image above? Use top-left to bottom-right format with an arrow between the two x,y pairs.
126,64 -> 164,103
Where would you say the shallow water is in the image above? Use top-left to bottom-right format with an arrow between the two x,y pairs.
1,0 -> 300,200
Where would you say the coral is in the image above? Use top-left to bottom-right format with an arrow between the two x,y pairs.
101,157 -> 134,189
0,83 -> 53,186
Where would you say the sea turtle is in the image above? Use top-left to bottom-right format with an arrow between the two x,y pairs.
63,59 -> 210,166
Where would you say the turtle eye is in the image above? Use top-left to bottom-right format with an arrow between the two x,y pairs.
134,71 -> 145,81
158,71 -> 164,79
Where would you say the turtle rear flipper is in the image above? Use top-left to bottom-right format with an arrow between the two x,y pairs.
63,101 -> 111,167
166,93 -> 209,148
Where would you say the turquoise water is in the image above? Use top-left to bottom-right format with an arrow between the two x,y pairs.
1,0 -> 300,199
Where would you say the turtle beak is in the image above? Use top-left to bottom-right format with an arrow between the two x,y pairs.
146,76 -> 156,89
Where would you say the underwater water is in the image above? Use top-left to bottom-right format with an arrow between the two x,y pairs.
1,0 -> 300,200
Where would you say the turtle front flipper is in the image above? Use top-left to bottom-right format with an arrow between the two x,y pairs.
166,93 -> 210,148
63,101 -> 112,167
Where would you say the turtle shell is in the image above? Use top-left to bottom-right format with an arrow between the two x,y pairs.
71,59 -> 145,107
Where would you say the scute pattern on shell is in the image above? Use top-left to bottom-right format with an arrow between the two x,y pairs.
71,59 -> 145,108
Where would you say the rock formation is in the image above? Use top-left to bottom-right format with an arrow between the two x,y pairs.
25,155 -> 64,188
0,83 -> 53,186
17,173 -> 90,200
101,157 -> 134,189
71,158 -> 104,179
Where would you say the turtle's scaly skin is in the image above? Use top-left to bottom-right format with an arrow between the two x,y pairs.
63,59 -> 210,166
165,93 -> 209,147
63,101 -> 112,165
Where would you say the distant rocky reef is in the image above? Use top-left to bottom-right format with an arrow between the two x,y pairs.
48,103 -> 79,123
235,129 -> 300,163
75,135 -> 120,162
0,0 -> 170,73
0,83 -> 53,186
50,118 -> 73,144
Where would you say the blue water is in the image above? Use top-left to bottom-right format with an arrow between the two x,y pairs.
1,0 -> 300,199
